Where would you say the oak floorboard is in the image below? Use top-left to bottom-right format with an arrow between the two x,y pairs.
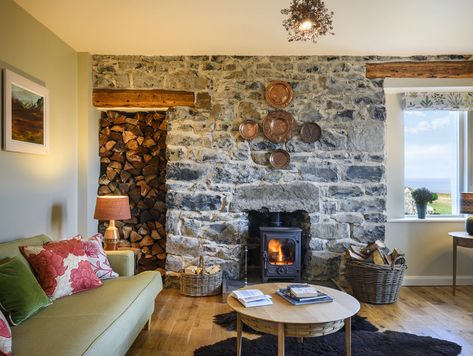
127,286 -> 473,356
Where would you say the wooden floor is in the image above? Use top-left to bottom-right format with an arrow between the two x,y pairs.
127,286 -> 473,356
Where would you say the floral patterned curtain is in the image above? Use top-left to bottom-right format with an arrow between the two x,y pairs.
402,92 -> 473,111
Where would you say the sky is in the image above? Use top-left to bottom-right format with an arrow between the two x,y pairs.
404,110 -> 459,181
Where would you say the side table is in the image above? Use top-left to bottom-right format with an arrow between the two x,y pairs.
448,232 -> 473,295
118,247 -> 142,274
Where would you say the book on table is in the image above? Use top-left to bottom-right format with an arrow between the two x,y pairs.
276,285 -> 333,305
288,284 -> 321,299
231,289 -> 273,308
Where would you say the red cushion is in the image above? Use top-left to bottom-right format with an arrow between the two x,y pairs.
20,239 -> 102,300
0,310 -> 12,356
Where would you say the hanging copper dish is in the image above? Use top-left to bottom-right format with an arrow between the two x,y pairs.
265,80 -> 293,108
239,120 -> 259,140
262,111 -> 295,143
269,149 -> 291,169
300,122 -> 322,143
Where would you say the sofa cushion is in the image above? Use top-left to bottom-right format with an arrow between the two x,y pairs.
0,257 -> 51,326
21,239 -> 103,300
79,234 -> 119,280
0,235 -> 50,273
11,271 -> 162,356
0,310 -> 12,356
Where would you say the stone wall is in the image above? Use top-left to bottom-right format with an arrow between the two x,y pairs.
92,54 -> 471,280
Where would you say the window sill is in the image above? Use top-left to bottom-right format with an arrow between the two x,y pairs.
388,217 -> 466,223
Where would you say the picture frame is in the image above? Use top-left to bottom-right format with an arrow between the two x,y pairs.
3,69 -> 49,154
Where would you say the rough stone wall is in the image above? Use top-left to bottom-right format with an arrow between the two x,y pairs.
92,54 -> 471,280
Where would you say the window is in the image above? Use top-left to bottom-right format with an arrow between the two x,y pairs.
404,110 -> 469,216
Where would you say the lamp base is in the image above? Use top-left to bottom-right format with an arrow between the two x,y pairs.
103,220 -> 119,250
466,216 -> 473,236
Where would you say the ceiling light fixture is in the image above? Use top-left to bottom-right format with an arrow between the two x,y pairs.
281,0 -> 335,43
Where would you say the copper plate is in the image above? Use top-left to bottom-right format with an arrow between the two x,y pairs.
262,111 -> 295,143
269,149 -> 290,169
300,122 -> 322,143
265,80 -> 293,109
239,120 -> 259,140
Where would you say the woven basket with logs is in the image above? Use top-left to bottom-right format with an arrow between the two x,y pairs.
345,240 -> 407,304
180,257 -> 223,297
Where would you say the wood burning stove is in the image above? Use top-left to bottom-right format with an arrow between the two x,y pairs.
260,223 -> 302,282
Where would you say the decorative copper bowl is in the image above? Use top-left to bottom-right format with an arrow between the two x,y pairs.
262,111 -> 295,144
269,149 -> 290,169
265,80 -> 293,109
239,120 -> 259,140
300,122 -> 322,143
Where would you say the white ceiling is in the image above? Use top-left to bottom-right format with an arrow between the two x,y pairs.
14,0 -> 473,56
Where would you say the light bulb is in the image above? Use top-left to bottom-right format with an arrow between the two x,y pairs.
299,20 -> 313,31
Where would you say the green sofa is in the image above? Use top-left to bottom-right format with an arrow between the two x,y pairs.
0,235 -> 163,356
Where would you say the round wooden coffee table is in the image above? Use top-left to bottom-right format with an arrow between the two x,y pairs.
227,283 -> 360,356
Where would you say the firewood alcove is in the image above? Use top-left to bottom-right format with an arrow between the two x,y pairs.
94,88 -> 197,274
98,110 -> 168,273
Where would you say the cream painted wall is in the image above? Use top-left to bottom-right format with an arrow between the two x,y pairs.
385,79 -> 473,285
77,52 -> 100,237
0,0 -> 78,242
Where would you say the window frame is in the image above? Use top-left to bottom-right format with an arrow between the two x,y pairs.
384,78 -> 473,221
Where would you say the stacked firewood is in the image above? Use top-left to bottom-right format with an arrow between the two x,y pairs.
98,111 -> 167,273
183,256 -> 221,275
345,240 -> 406,266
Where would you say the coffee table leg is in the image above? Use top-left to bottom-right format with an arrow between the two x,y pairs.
345,317 -> 351,356
236,312 -> 242,356
278,323 -> 285,356
453,237 -> 457,296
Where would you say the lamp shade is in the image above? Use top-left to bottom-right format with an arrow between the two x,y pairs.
94,196 -> 131,220
460,193 -> 473,214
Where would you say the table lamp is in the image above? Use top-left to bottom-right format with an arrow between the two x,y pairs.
94,195 -> 131,250
460,192 -> 473,235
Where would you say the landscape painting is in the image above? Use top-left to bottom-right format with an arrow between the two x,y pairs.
11,83 -> 44,144
3,69 -> 49,154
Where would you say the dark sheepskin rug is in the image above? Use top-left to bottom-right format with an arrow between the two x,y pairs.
198,312 -> 461,356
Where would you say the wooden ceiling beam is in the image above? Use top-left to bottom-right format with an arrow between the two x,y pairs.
366,61 -> 473,79
92,89 -> 195,108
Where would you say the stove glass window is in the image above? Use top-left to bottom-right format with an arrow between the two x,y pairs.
267,238 -> 295,265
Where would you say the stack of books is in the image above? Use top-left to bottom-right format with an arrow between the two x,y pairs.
276,284 -> 333,305
231,289 -> 273,308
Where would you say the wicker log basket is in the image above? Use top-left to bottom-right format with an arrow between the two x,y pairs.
180,270 -> 223,297
180,256 -> 223,297
346,260 -> 407,304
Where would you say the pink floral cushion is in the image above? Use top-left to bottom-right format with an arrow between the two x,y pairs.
20,239 -> 103,300
0,310 -> 12,356
81,234 -> 119,280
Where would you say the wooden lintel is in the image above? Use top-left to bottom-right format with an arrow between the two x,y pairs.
366,61 -> 473,79
92,89 -> 195,108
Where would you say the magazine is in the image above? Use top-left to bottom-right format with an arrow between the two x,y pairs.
231,289 -> 273,308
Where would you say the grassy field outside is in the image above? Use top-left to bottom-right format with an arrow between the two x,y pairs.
430,193 -> 452,215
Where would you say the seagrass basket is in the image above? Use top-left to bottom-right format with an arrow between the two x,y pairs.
346,260 -> 407,304
180,270 -> 223,297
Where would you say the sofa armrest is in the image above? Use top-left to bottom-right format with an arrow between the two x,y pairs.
105,250 -> 135,277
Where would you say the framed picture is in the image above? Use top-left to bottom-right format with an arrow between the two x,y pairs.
3,69 -> 49,154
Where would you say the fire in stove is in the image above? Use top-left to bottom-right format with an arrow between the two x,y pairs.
268,239 -> 294,265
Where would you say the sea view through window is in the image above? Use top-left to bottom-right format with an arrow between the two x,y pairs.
404,110 -> 464,216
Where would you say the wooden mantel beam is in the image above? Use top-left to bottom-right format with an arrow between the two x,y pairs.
366,61 -> 473,79
92,89 -> 195,108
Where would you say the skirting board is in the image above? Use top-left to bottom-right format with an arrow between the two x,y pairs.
403,275 -> 473,286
